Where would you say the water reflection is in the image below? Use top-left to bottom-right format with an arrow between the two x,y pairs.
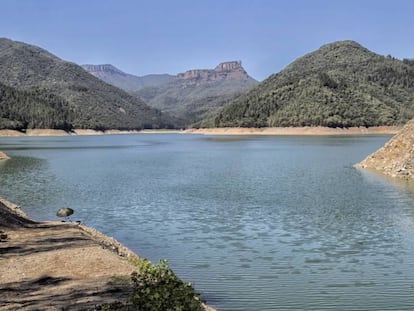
0,156 -> 60,219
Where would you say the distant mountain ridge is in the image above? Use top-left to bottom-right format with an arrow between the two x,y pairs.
176,61 -> 251,83
198,40 -> 414,128
84,61 -> 258,126
0,38 -> 172,130
82,64 -> 175,92
133,61 -> 258,125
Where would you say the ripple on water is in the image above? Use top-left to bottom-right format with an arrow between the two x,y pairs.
3,134 -> 414,310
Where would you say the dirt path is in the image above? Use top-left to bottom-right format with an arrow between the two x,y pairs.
0,198 -> 139,310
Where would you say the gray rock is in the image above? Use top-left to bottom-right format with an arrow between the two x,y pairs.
56,208 -> 74,218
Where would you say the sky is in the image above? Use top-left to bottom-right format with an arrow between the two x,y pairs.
1,0 -> 413,81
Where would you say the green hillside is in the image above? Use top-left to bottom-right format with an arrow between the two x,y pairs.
198,41 -> 414,128
0,38 -> 173,130
136,79 -> 257,125
133,61 -> 258,125
0,82 -> 72,130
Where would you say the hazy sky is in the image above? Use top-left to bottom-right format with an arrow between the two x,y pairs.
1,0 -> 413,81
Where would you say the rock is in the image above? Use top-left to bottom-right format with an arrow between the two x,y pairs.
356,118 -> 414,178
0,151 -> 10,160
176,61 -> 250,82
0,232 -> 7,241
56,208 -> 74,218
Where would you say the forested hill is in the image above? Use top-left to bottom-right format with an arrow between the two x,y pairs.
0,82 -> 72,130
0,38 -> 173,130
198,41 -> 414,128
90,61 -> 259,126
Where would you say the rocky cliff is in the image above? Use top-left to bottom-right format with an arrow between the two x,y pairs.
85,60 -> 258,126
356,118 -> 414,178
176,61 -> 250,84
134,61 -> 258,125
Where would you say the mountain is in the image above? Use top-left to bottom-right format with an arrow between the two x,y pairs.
0,82 -> 72,130
82,64 -> 175,92
0,38 -> 173,130
356,118 -> 414,178
133,61 -> 258,125
197,41 -> 414,128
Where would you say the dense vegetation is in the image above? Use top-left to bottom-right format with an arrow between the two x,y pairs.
83,62 -> 258,127
198,41 -> 414,128
0,83 -> 72,130
0,38 -> 174,130
135,78 -> 257,126
92,259 -> 204,311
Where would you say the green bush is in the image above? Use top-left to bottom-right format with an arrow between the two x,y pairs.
129,259 -> 204,311
91,259 -> 204,311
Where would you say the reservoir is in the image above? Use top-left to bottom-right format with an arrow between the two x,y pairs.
1,134 -> 414,310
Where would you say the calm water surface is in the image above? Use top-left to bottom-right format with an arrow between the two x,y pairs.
1,134 -> 414,310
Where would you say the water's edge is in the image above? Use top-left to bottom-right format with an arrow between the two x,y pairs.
0,196 -> 216,311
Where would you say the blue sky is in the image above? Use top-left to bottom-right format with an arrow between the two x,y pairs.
1,0 -> 413,81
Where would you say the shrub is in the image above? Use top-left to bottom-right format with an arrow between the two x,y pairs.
90,259 -> 205,311
129,259 -> 204,311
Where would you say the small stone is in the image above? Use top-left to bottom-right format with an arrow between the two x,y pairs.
56,208 -> 74,218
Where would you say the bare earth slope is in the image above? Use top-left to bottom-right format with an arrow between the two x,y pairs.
356,118 -> 414,178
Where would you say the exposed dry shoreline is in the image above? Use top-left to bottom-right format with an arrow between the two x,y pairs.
184,126 -> 401,136
0,197 -> 138,310
356,119 -> 414,178
0,129 -> 144,137
0,126 -> 401,137
0,198 -> 215,311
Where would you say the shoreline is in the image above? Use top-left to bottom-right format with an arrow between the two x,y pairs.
184,126 -> 401,136
0,197 -> 215,310
0,126 -> 401,137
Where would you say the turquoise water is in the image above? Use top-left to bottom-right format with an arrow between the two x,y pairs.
2,134 -> 414,310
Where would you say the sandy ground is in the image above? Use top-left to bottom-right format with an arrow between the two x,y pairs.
0,198 -> 215,311
184,126 -> 401,136
0,198 -> 139,310
0,126 -> 400,137
0,129 -> 144,137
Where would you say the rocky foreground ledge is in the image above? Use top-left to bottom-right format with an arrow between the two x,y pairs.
356,119 -> 414,178
0,151 -> 9,160
0,198 -> 215,310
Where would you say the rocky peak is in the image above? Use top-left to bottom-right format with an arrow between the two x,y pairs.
176,61 -> 250,83
214,61 -> 243,72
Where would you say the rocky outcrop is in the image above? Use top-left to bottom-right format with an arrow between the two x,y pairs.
0,151 -> 9,160
356,118 -> 414,178
86,60 -> 258,126
176,61 -> 251,83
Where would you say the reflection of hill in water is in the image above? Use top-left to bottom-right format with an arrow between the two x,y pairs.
0,156 -> 60,220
